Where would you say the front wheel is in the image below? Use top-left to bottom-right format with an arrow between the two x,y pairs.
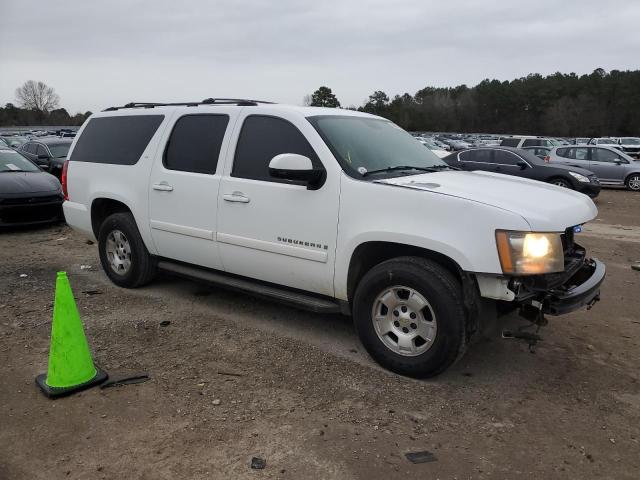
549,177 -> 572,189
352,257 -> 467,378
98,212 -> 157,288
626,174 -> 640,192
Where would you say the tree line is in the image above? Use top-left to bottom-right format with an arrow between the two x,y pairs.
309,69 -> 640,136
1,80 -> 91,127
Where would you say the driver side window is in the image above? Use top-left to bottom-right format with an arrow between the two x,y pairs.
593,148 -> 622,163
232,115 -> 322,184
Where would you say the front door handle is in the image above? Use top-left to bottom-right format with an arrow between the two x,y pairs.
152,182 -> 174,192
223,191 -> 250,203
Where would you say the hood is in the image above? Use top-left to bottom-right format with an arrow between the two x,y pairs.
0,171 -> 61,195
376,170 -> 597,231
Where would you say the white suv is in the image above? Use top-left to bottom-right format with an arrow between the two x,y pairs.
63,99 -> 606,377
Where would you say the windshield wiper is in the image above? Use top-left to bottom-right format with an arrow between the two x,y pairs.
362,165 -> 440,177
362,165 -> 456,176
429,164 -> 460,171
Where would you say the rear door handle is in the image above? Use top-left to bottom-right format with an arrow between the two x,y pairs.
223,191 -> 250,203
152,182 -> 174,192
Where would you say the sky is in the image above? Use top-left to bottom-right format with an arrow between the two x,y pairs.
1,0 -> 639,114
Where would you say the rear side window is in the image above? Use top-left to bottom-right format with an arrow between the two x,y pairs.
556,147 -> 570,158
70,115 -> 164,165
36,145 -> 48,156
500,138 -> 520,147
164,114 -> 229,174
459,149 -> 493,163
232,115 -> 321,183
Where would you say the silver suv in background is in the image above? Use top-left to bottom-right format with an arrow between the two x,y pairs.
500,136 -> 558,148
548,145 -> 640,191
616,137 -> 640,159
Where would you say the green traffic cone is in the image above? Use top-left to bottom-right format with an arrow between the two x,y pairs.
36,271 -> 107,398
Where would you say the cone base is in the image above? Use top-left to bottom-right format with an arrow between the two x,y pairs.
35,367 -> 108,399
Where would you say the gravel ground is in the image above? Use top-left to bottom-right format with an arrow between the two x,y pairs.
1,189 -> 639,479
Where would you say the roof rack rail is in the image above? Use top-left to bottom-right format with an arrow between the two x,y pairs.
103,98 -> 275,111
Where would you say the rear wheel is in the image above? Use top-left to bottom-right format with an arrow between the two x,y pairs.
626,174 -> 640,192
549,177 -> 572,189
353,257 -> 467,378
98,212 -> 156,288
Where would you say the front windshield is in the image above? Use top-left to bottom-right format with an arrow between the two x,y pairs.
307,115 -> 446,176
0,150 -> 40,172
49,143 -> 71,158
597,139 -> 616,144
620,138 -> 640,145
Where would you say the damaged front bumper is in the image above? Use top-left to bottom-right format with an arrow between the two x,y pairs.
539,258 -> 605,315
475,239 -> 606,318
512,241 -> 606,316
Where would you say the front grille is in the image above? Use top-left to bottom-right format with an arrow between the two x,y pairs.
0,195 -> 63,206
0,196 -> 63,225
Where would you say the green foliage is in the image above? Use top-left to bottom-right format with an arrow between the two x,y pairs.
360,69 -> 640,135
310,86 -> 341,108
0,103 -> 91,127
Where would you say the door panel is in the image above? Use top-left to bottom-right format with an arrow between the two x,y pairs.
217,112 -> 339,296
148,110 -> 237,270
588,148 -> 625,184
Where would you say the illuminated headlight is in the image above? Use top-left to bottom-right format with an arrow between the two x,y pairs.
495,231 -> 564,275
568,171 -> 590,183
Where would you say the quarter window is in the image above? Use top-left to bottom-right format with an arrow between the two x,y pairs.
164,114 -> 229,174
70,115 -> 164,165
36,145 -> 48,157
232,115 -> 321,183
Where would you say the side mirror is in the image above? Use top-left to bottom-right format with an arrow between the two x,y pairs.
268,153 -> 324,190
517,161 -> 528,170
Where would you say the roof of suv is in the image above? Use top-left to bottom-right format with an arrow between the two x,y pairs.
97,100 -> 375,119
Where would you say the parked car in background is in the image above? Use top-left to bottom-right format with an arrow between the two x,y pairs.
0,147 -> 63,227
548,146 -> 640,191
616,137 -> 640,159
571,138 -> 590,145
500,136 -> 557,148
0,135 -> 29,149
588,138 -> 619,148
416,138 -> 449,158
444,139 -> 472,151
443,147 -> 600,197
18,138 -> 72,180
521,146 -> 551,161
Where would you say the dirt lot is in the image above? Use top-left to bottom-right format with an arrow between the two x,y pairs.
1,189 -> 639,479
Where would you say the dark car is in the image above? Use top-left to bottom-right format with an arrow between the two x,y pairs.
443,146 -> 601,198
19,138 -> 72,180
0,147 -> 64,227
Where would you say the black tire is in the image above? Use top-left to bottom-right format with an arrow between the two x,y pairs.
98,212 -> 156,288
625,173 -> 640,192
548,177 -> 572,189
352,256 -> 467,378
